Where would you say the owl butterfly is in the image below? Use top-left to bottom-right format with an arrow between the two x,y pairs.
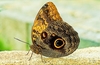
30,2 -> 80,59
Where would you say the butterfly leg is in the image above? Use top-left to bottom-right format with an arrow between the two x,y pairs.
40,52 -> 47,63
26,49 -> 31,55
28,51 -> 33,61
40,54 -> 44,62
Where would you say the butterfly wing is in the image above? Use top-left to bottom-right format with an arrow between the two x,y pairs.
31,2 -> 80,58
32,2 -> 63,33
31,2 -> 63,56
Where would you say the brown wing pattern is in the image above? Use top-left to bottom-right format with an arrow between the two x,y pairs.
32,2 -> 63,34
30,2 -> 80,58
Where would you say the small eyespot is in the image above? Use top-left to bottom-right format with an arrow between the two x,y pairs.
42,4 -> 48,8
51,33 -> 56,37
45,10 -> 49,13
54,38 -> 65,49
41,32 -> 47,39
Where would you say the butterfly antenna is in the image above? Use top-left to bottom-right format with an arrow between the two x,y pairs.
14,37 -> 30,46
14,37 -> 33,60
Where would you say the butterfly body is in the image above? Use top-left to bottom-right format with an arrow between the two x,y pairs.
31,2 -> 80,58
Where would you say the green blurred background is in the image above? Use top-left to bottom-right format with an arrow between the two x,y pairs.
0,0 -> 100,51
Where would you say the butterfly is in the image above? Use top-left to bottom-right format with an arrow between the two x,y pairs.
29,2 -> 80,59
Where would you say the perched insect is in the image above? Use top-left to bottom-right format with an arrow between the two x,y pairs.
29,2 -> 80,59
